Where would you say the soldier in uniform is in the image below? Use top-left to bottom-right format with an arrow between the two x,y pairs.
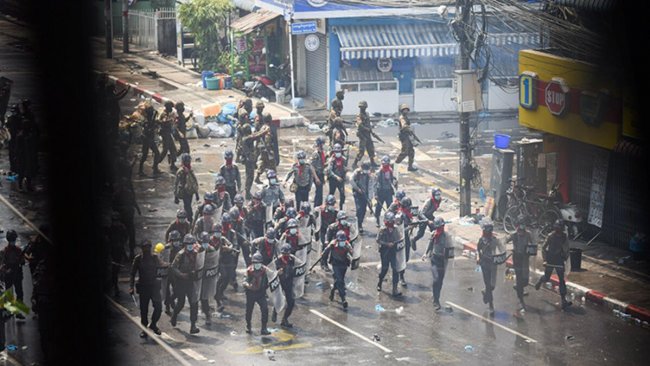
411,188 -> 442,248
244,192 -> 267,239
243,253 -> 271,335
165,209 -> 191,242
353,101 -> 379,168
156,101 -> 178,171
323,230 -> 353,309
174,153 -> 200,220
235,98 -> 253,121
534,219 -> 572,309
422,218 -> 450,310
211,223 -> 236,313
507,220 -> 533,311
248,113 -> 277,184
220,150 -> 241,204
129,240 -> 164,336
325,90 -> 345,145
311,137 -> 327,208
395,104 -> 419,172
318,194 -> 339,272
193,204 -> 217,237
374,156 -> 397,227
174,101 -> 192,155
376,212 -> 403,297
327,143 -> 347,210
138,103 -> 162,176
235,110 -> 256,199
351,162 -> 373,233
170,235 -> 201,334
251,228 -> 278,266
285,150 -> 321,206
253,101 -> 265,131
213,175 -> 233,213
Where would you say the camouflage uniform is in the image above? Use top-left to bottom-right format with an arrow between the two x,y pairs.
235,113 -> 256,199
157,106 -> 178,169
395,108 -> 416,170
248,116 -> 276,182
353,107 -> 376,167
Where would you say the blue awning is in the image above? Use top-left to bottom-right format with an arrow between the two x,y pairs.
334,23 -> 458,60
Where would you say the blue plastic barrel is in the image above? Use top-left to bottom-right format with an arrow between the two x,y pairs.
494,134 -> 511,149
201,71 -> 214,88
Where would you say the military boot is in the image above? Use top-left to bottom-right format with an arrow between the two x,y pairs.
329,288 -> 336,301
190,322 -> 200,334
392,284 -> 402,297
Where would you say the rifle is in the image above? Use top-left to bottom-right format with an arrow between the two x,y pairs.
371,131 -> 385,143
411,131 -> 422,144
309,249 -> 327,272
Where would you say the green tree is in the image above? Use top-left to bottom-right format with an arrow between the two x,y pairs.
178,0 -> 233,71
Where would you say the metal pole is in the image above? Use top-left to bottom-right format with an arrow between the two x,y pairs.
288,19 -> 296,108
105,0 -> 113,58
122,0 -> 129,53
458,0 -> 472,217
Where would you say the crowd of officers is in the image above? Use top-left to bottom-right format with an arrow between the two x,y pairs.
121,90 -> 574,339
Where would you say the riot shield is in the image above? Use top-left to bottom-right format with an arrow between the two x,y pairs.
266,267 -> 286,313
367,174 -> 377,204
213,203 -> 223,224
314,206 -> 322,234
347,217 -> 363,270
265,203 -> 274,229
190,250 -> 206,303
395,224 -> 406,272
157,247 -> 171,301
292,255 -> 307,298
200,248 -> 220,300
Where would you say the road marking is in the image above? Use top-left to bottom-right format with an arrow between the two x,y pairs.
309,309 -> 393,353
106,296 -> 193,366
445,301 -> 538,344
181,348 -> 208,361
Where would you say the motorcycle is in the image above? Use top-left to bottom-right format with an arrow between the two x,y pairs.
243,75 -> 276,101
548,183 -> 584,239
269,62 -> 292,98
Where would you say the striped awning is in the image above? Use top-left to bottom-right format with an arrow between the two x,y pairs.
334,23 -> 458,60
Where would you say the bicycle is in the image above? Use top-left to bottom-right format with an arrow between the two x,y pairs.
503,182 -> 561,237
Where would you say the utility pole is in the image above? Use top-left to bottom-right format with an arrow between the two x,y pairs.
122,0 -> 129,53
105,0 -> 113,58
457,0 -> 472,217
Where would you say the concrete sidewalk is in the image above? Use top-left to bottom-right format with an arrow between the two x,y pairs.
438,210 -> 650,323
92,37 -> 304,128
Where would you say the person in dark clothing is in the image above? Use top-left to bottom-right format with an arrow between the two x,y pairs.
113,177 -> 141,259
129,240 -> 164,336
374,155 -> 397,227
243,253 -> 271,335
411,188 -> 442,248
16,100 -> 39,192
0,230 -> 25,320
156,101 -> 178,171
213,223 -> 237,313
244,192 -> 267,239
311,137 -> 327,208
376,213 -> 403,297
507,220 -> 533,311
327,143 -> 347,210
103,79 -> 130,141
4,104 -> 21,175
351,163 -> 373,233
272,244 -> 298,327
174,101 -> 191,155
476,219 -> 503,315
138,103 -> 162,176
107,213 -> 128,297
170,235 -> 201,334
174,153 -> 200,220
422,218 -> 450,310
535,219 -> 572,309
163,230 -> 183,314
220,150 -> 241,204
323,231 -> 353,309
251,228 -> 278,266
165,209 -> 191,242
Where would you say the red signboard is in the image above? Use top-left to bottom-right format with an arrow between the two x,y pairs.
545,78 -> 569,116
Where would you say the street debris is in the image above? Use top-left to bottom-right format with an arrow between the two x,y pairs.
307,123 -> 322,132
146,188 -> 155,192
445,306 -> 453,313
467,287 -> 474,292
203,144 -> 211,148
375,304 -> 386,312
6,344 -> 17,351
464,345 -> 474,353
459,215 -> 476,226
263,349 -> 276,361
474,265 -> 481,273
230,330 -> 238,336
148,208 -> 158,213
395,357 -> 411,362
395,306 -> 404,315
373,334 -> 381,342
565,335 -> 575,341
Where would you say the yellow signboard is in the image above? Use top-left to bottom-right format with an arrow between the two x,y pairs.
518,50 -> 621,150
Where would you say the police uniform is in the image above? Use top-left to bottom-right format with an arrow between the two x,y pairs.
220,163 -> 241,204
244,201 -> 268,238
244,264 -> 269,332
251,237 -> 276,266
311,146 -> 327,208
351,168 -> 371,229
214,235 -> 236,308
509,229 -> 533,304
273,255 -> 296,324
323,240 -> 353,304
285,162 -> 316,206
130,252 -> 163,330
536,230 -> 570,301
165,219 -> 191,242
377,225 -> 402,292
412,196 -> 441,246
425,229 -> 450,306
374,167 -> 397,224
326,154 -> 347,210
175,104 -> 191,155
477,234 -> 500,307
170,249 -> 200,330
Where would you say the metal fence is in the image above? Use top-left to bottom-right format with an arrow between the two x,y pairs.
127,8 -> 176,50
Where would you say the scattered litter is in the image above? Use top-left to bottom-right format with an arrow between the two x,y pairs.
565,335 -> 575,341
263,349 -> 276,361
203,144 -> 211,148
146,188 -> 156,192
307,124 -> 322,132
474,265 -> 481,273
230,330 -> 238,336
219,313 -> 231,319
375,304 -> 386,312
467,287 -> 474,292
6,345 -> 17,352
148,208 -> 158,213
396,334 -> 406,338
373,334 -> 381,342
459,215 -> 476,226
545,283 -> 552,289
21,346 -> 27,350
395,306 -> 404,315
395,357 -> 411,362
365,245 -> 371,249
445,306 -> 453,313
464,345 -> 474,353
195,157 -> 202,162
269,328 -> 279,333
143,226 -> 148,230
315,282 -> 325,289
208,360 -> 216,363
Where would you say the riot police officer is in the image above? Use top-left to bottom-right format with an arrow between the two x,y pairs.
220,150 -> 241,204
376,212 -> 403,297
285,150 -> 321,206
243,253 -> 271,335
374,156 -> 397,227
311,137 -> 327,207
272,244 -> 298,328
422,218 -> 450,310
324,230 -> 353,309
535,219 -> 572,309
251,228 -> 278,266
170,235 -> 201,334
477,219 -> 502,314
351,162 -> 373,233
129,240 -> 164,336
411,188 -> 442,248
327,143 -> 347,210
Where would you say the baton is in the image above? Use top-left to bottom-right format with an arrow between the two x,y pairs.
131,294 -> 139,307
309,250 -> 327,272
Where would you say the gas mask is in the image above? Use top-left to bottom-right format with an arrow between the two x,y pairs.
335,152 -> 342,158
289,228 -> 298,235
253,263 -> 262,270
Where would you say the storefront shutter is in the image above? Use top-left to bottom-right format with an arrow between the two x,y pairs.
306,33 -> 327,103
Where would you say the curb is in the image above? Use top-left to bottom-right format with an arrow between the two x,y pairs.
452,236 -> 650,322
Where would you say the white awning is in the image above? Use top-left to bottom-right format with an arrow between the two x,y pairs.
334,23 -> 459,60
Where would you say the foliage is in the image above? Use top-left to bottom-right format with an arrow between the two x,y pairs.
178,0 -> 233,71
0,289 -> 30,316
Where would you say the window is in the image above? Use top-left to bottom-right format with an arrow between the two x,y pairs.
360,83 -> 378,91
380,82 -> 397,91
435,79 -> 452,88
340,83 -> 358,92
416,80 -> 434,89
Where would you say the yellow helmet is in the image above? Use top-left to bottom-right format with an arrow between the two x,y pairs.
154,243 -> 165,254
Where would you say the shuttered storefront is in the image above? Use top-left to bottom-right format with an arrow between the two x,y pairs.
305,33 -> 327,103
